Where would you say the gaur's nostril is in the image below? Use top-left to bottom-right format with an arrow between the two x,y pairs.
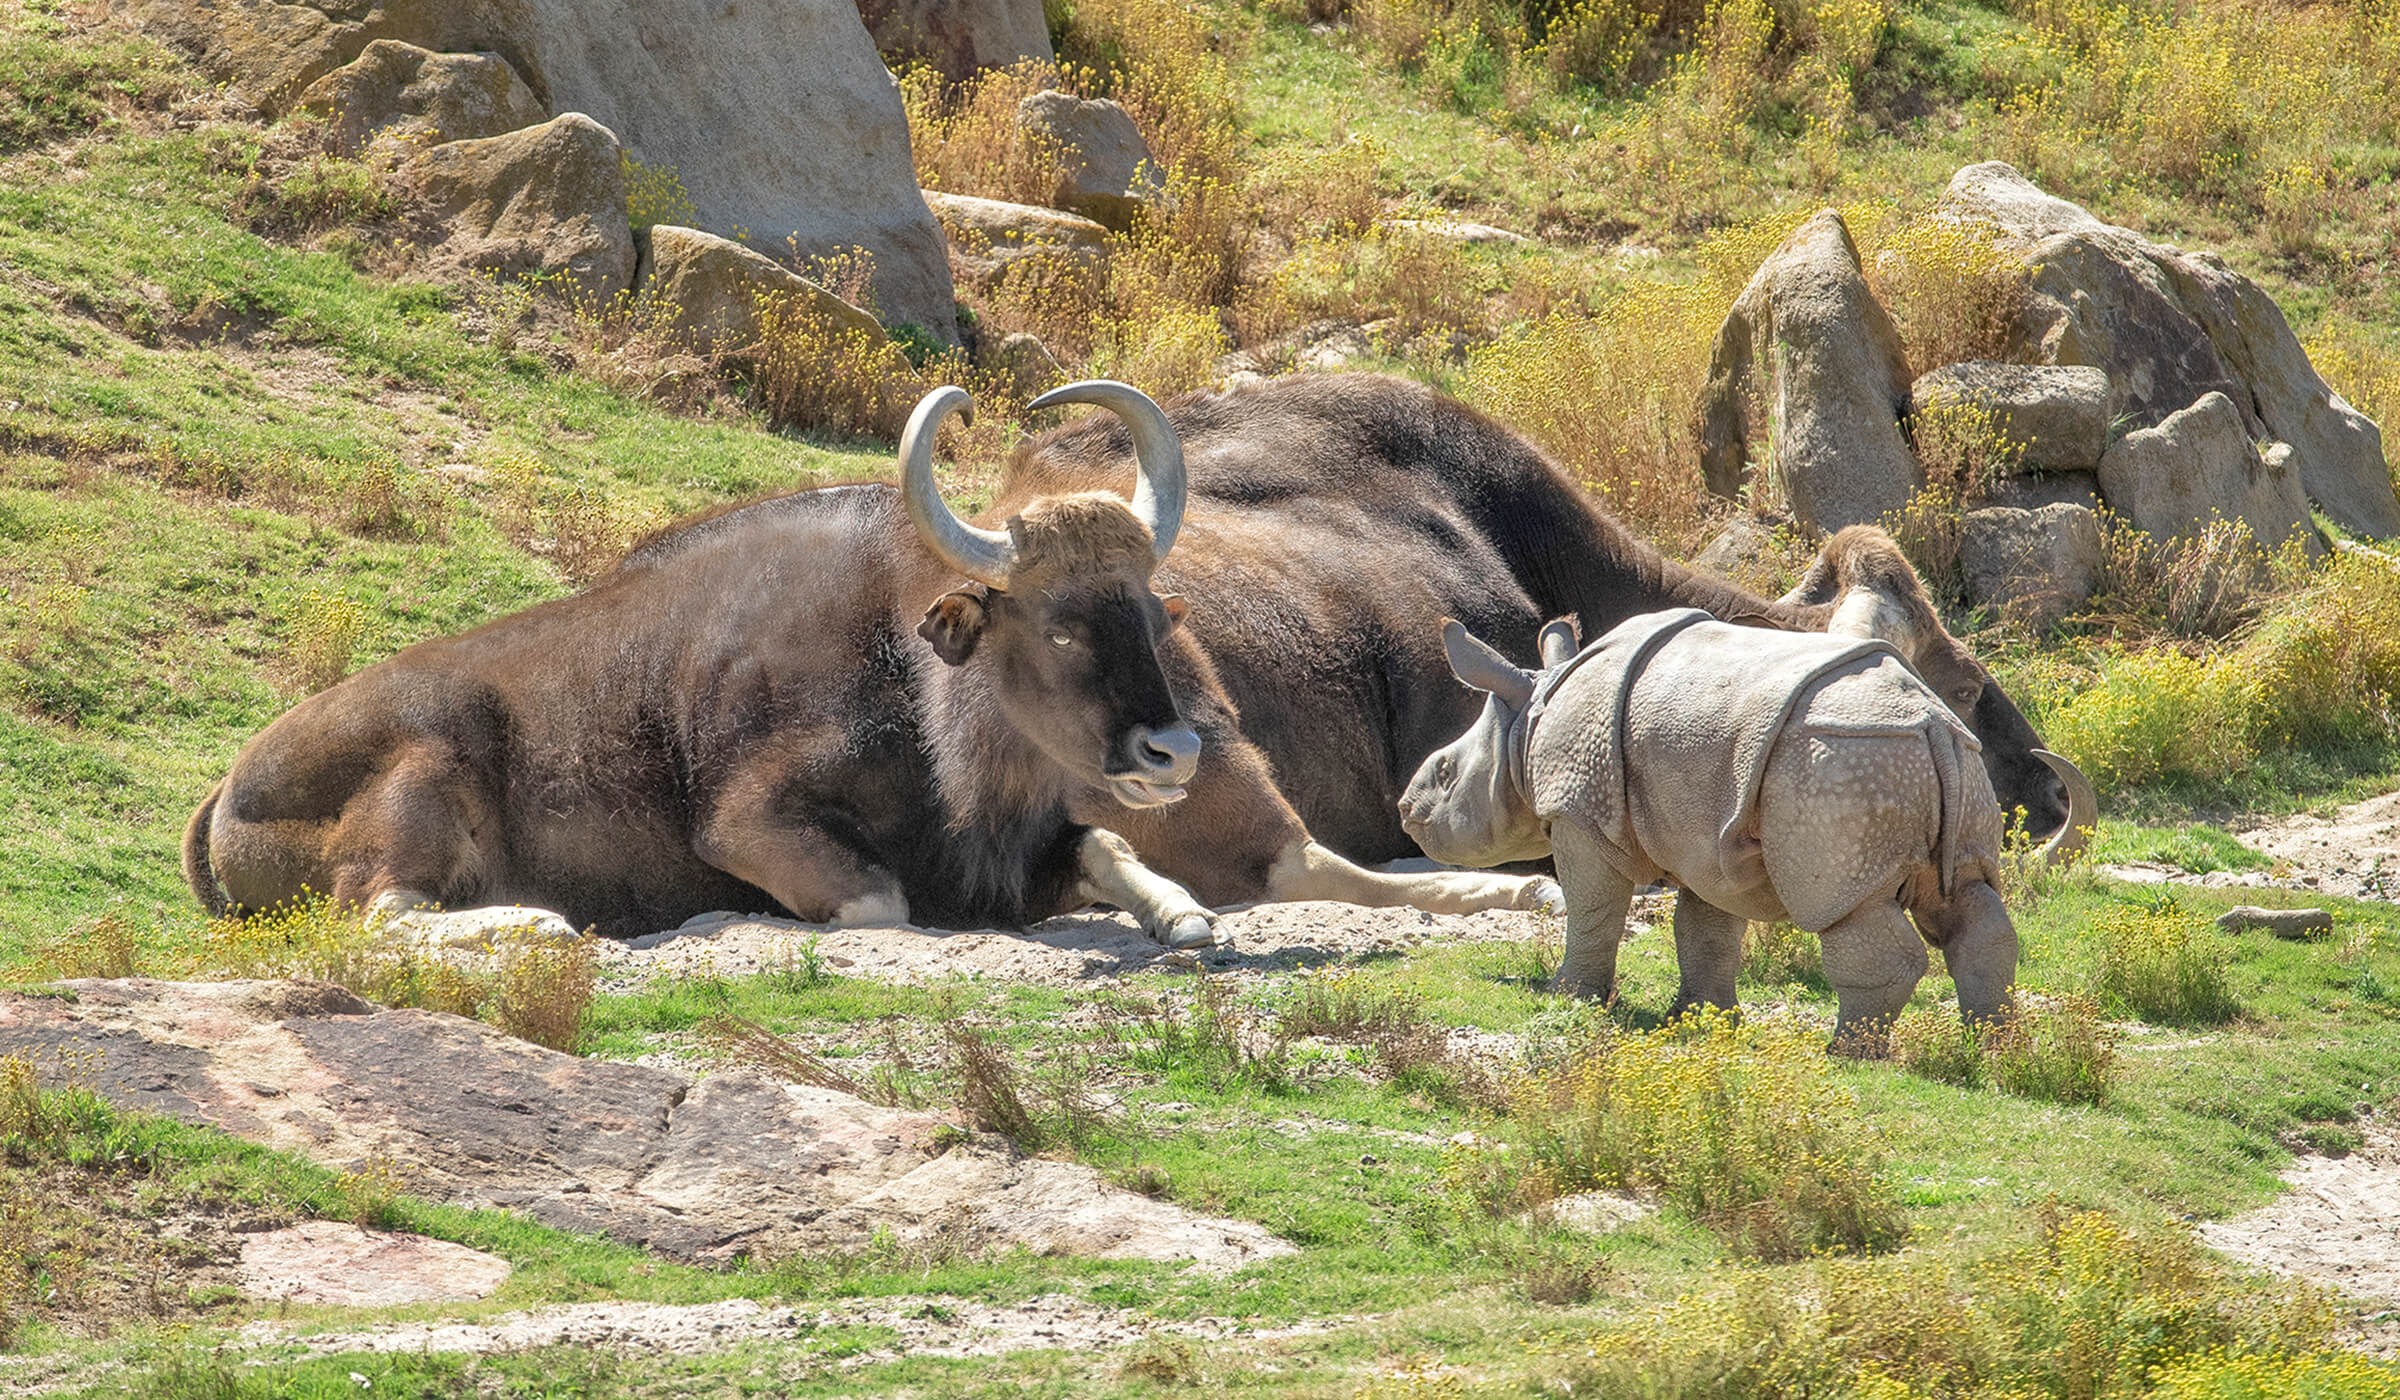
1125,725 -> 1201,781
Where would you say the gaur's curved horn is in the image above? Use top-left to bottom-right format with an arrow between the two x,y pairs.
2032,749 -> 2097,867
1029,380 -> 1185,560
1440,618 -> 1536,710
901,386 -> 1015,588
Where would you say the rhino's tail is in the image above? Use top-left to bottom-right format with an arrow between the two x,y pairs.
182,781 -> 232,918
1926,717 -> 1967,900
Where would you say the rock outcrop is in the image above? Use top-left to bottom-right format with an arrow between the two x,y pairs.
295,39 -> 547,159
1910,361 -> 2111,473
855,0 -> 1052,82
1016,90 -> 1162,231
923,190 -> 1111,290
638,225 -> 887,355
1941,161 -> 2399,538
397,112 -> 635,298
119,0 -> 958,340
2096,392 -> 2322,556
1697,209 -> 1922,533
1959,502 -> 2105,626
0,979 -> 1291,1271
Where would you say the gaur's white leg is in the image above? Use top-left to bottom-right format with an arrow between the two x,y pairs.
1817,900 -> 1931,1055
1913,880 -> 2018,1028
1265,839 -> 1563,916
1550,821 -> 1634,1000
1669,894 -> 1746,1019
1077,828 -> 1224,949
694,781 -> 912,927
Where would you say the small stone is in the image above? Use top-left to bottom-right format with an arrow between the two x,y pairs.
2215,906 -> 2334,940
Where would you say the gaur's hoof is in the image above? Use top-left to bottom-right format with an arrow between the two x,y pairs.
1163,913 -> 1226,950
1522,878 -> 1565,915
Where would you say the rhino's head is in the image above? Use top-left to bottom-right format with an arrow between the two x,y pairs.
1398,618 -> 1576,868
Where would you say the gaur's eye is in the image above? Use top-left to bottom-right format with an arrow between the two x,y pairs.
1048,632 -> 1074,648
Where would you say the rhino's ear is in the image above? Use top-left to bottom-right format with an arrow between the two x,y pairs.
1537,617 -> 1580,669
1440,618 -> 1535,709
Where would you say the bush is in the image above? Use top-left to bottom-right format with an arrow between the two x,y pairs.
1984,991 -> 2116,1106
1502,1008 -> 1907,1260
2092,900 -> 2238,1027
2041,647 -> 2258,795
1889,1004 -> 1984,1088
2152,1350 -> 2400,1400
1566,1207 -> 2334,1400
283,589 -> 366,694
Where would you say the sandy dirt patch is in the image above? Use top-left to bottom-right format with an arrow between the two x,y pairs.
600,897 -> 1652,993
2198,1116 -> 2400,1356
245,1292 -> 1338,1364
2231,789 -> 2400,902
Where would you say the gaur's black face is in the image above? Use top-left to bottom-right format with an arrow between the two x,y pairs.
1971,679 -> 2071,839
919,578 -> 1199,808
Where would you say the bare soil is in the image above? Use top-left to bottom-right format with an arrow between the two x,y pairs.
2197,1114 -> 2400,1359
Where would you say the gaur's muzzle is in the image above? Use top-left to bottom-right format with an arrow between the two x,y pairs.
1106,723 -> 1200,808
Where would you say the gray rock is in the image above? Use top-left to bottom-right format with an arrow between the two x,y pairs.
1981,471 -> 2102,514
1959,502 -> 2104,627
1691,516 -> 1801,597
637,225 -> 887,356
1383,218 -> 1531,247
1696,209 -> 1922,532
239,1221 -> 512,1305
1911,361 -> 2112,472
1941,162 -> 2399,538
398,112 -> 635,299
2214,906 -> 2333,940
1016,90 -> 1162,231
922,190 -> 1110,290
855,0 -> 1052,82
2096,392 -> 2323,556
121,0 -> 960,342
0,978 -> 1291,1271
294,39 -> 547,160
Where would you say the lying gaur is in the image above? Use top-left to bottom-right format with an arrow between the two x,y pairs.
1397,609 -> 2094,1049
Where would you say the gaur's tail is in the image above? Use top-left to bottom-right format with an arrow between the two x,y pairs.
182,782 -> 231,917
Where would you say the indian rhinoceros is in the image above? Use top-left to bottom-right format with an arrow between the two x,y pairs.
1397,608 -> 2094,1049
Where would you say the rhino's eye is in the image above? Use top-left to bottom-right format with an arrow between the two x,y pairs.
1436,755 -> 1457,784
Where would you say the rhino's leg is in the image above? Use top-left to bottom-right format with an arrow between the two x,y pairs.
1669,895 -> 1746,1019
1550,820 -> 1634,1000
1818,900 -> 1930,1056
1912,880 -> 2018,1029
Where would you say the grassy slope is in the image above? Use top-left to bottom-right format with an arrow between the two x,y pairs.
4,0 -> 2400,1394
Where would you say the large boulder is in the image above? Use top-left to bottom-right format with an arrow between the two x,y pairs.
111,0 -> 540,113
0,978 -> 1293,1271
117,0 -> 960,341
1959,502 -> 2105,627
1696,209 -> 1922,533
1016,90 -> 1163,231
637,225 -> 888,355
1910,361 -> 2112,474
854,0 -> 1052,82
2095,392 -> 2323,556
922,190 -> 1110,290
398,112 -> 635,298
294,39 -> 547,160
1941,162 -> 2399,538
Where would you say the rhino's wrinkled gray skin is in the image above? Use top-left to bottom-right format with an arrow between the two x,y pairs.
1400,609 -> 2094,1051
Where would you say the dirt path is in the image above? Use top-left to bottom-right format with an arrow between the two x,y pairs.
2095,786 -> 2400,903
2197,1116 -> 2400,1359
598,899 -> 1579,992
242,1293 -> 1341,1364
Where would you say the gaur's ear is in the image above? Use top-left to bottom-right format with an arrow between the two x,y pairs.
918,588 -> 990,666
1537,617 -> 1579,669
1440,618 -> 1536,709
1157,594 -> 1187,635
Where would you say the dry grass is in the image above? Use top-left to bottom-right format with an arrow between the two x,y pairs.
281,588 -> 365,693
187,898 -> 599,1053
485,452 -> 657,587
1983,991 -> 2116,1106
1492,1007 -> 1907,1260
2092,900 -> 2238,1028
